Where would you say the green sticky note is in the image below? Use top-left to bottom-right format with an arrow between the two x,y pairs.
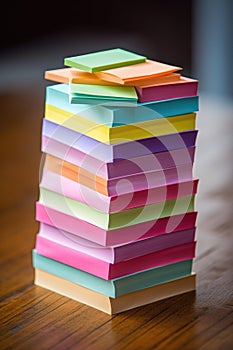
70,83 -> 138,105
64,48 -> 146,72
39,187 -> 195,230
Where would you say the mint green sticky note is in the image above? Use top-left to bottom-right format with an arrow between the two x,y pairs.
39,187 -> 195,230
70,83 -> 138,105
64,48 -> 146,72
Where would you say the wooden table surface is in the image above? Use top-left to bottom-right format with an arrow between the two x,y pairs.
0,88 -> 233,350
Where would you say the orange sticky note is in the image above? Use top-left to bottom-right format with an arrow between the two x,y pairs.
96,60 -> 182,85
44,154 -> 108,195
45,68 -> 71,84
45,68 -> 120,86
135,73 -> 181,87
45,68 -> 181,87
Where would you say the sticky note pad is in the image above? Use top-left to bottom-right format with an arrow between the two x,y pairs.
70,83 -> 138,105
96,59 -> 182,85
64,48 -> 146,73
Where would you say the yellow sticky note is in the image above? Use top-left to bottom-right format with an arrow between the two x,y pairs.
45,103 -> 196,145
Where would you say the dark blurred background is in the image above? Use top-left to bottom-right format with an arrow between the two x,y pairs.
0,0 -> 233,235
1,0 -> 232,95
1,0 -> 192,73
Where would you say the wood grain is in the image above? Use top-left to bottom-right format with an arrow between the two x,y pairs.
0,89 -> 233,350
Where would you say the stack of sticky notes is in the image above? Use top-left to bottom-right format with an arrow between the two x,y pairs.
33,48 -> 199,315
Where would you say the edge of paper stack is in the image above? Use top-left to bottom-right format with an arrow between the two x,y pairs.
33,48 -> 199,314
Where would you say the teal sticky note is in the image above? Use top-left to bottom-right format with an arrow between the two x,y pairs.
64,48 -> 146,72
46,84 -> 198,126
32,250 -> 193,298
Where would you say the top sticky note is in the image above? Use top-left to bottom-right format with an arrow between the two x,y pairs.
64,48 -> 146,73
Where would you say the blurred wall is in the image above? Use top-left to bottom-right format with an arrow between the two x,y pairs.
192,0 -> 233,97
192,0 -> 233,232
